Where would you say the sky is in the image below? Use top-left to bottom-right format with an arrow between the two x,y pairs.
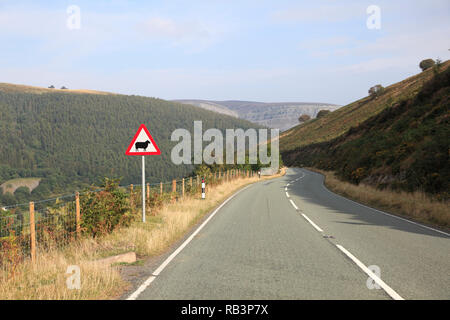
0,0 -> 449,105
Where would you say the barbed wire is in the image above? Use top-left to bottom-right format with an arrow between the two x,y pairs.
0,172 -> 233,210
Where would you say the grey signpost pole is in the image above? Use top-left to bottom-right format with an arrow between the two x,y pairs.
142,155 -> 146,223
126,124 -> 159,222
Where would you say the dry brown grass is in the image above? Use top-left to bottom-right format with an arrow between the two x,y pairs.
0,82 -> 114,95
0,170 -> 285,299
311,168 -> 449,231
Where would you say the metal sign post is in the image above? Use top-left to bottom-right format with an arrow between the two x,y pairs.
125,124 -> 161,223
142,156 -> 146,223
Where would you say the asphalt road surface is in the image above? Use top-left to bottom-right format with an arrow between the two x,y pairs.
130,168 -> 450,300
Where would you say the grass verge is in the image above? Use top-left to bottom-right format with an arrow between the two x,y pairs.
309,167 -> 449,231
0,169 -> 285,299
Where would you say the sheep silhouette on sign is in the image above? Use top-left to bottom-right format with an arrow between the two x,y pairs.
135,140 -> 151,151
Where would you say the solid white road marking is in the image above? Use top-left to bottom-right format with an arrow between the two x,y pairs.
126,276 -> 156,300
127,184 -> 252,300
286,192 -> 290,198
301,213 -> 323,232
289,199 -> 298,210
335,244 -> 404,300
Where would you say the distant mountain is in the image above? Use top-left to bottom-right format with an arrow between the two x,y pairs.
173,100 -> 239,118
174,100 -> 340,131
281,60 -> 450,197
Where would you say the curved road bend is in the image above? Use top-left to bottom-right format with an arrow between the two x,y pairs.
131,168 -> 449,300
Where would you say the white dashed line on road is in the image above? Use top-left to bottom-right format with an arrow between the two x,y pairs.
301,213 -> 323,232
289,199 -> 298,210
286,192 -> 290,198
335,244 -> 404,300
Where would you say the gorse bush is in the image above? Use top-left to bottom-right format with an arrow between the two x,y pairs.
80,178 -> 132,237
368,84 -> 384,98
316,110 -> 331,118
419,59 -> 435,71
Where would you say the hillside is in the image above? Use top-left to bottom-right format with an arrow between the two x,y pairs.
0,84 -> 262,206
176,100 -> 340,131
280,60 -> 450,152
282,62 -> 450,197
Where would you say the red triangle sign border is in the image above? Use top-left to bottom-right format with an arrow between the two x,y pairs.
125,124 -> 161,156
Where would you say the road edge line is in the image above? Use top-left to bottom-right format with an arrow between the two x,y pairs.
126,184 -> 252,300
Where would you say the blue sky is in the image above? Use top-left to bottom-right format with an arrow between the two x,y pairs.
1,0 -> 449,105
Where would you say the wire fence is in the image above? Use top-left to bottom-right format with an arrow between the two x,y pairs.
0,169 -> 256,275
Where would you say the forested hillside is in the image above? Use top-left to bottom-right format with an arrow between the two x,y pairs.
282,64 -> 450,198
0,86 -> 261,205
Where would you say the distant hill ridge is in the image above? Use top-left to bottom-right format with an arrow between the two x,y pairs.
0,82 -> 115,95
174,99 -> 340,131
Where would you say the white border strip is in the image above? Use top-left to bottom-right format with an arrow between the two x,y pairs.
127,184 -> 252,300
336,244 -> 404,300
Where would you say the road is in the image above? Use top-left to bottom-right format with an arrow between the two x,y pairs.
129,168 -> 450,300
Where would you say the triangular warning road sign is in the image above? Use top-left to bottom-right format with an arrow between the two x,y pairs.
125,124 -> 161,156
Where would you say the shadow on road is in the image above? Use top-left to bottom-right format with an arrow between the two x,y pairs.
283,168 -> 449,240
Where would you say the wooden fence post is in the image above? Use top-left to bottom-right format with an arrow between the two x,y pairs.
197,175 -> 200,186
160,182 -> 163,195
76,192 -> 80,238
190,177 -> 193,189
29,201 -> 36,263
182,178 -> 185,198
172,179 -> 176,203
